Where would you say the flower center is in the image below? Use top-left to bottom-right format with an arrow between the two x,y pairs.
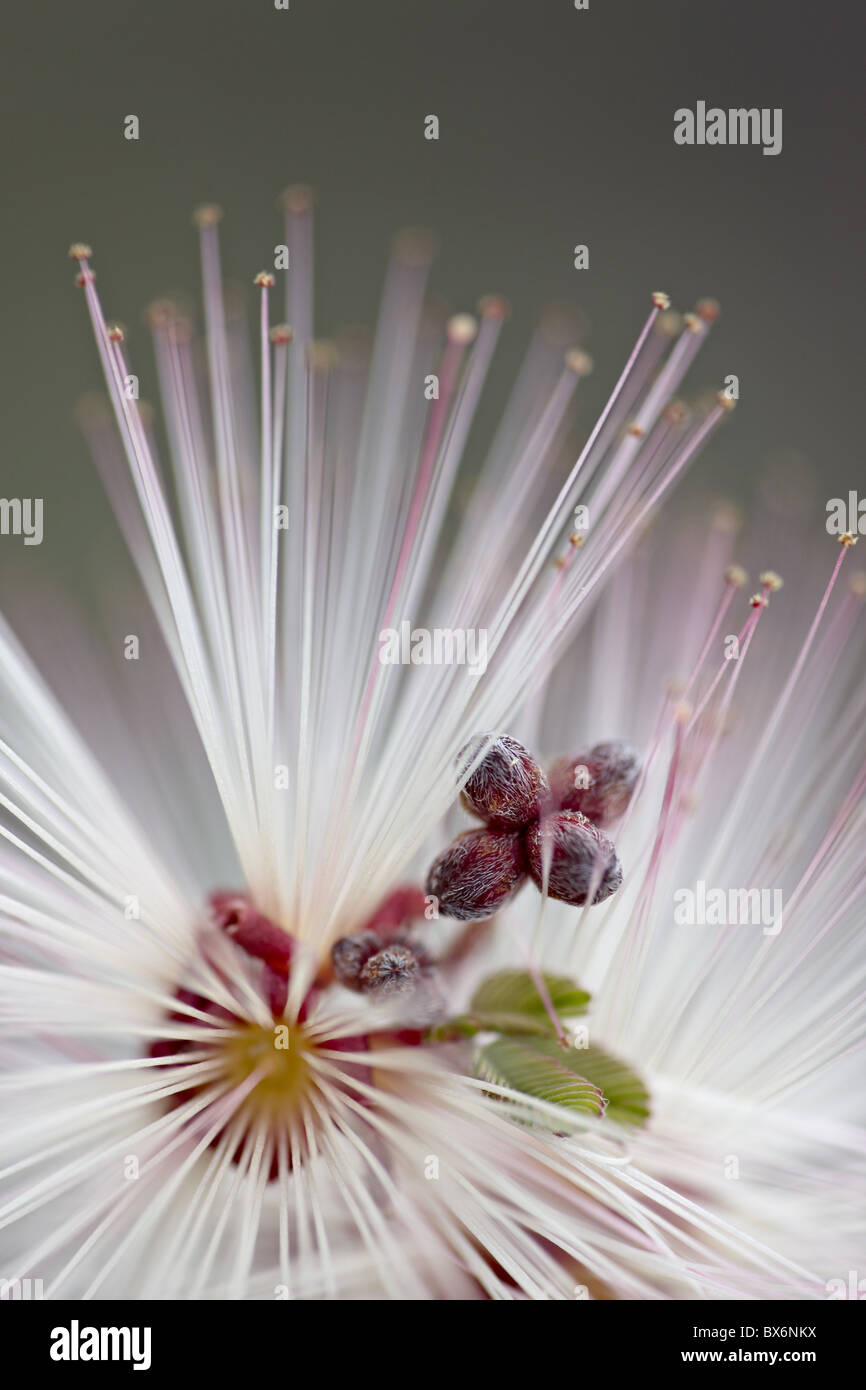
219,1021 -> 312,1122
147,887 -> 430,1177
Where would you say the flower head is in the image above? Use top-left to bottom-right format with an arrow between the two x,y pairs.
0,197 -> 861,1300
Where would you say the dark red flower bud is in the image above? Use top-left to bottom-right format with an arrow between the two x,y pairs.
459,733 -> 549,829
425,826 -> 527,920
209,891 -> 297,971
525,811 -> 622,906
359,945 -> 420,995
331,930 -> 430,995
548,739 -> 640,826
331,930 -> 381,989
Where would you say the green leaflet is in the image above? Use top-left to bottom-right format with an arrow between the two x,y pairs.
469,969 -> 591,1021
562,1044 -> 650,1126
478,1035 -> 605,1115
478,1035 -> 649,1126
429,970 -> 590,1040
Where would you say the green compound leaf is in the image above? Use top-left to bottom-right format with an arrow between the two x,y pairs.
478,1035 -> 606,1116
470,970 -> 591,1021
430,968 -> 649,1128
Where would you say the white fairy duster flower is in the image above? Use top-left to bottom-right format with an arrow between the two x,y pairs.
0,197 -> 861,1301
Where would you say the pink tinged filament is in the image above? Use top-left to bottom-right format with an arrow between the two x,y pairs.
350,328 -> 467,769
703,541 -> 854,885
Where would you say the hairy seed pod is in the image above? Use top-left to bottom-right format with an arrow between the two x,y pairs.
425,827 -> 527,920
331,930 -> 430,994
359,945 -> 420,995
331,930 -> 382,989
459,733 -> 549,829
548,739 -> 640,826
525,811 -> 622,906
330,884 -> 429,992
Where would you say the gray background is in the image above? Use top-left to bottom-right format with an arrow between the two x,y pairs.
1,0 -> 863,590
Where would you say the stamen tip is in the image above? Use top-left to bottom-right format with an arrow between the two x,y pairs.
724,563 -> 748,588
392,227 -> 437,268
147,298 -> 176,328
447,312 -> 478,345
478,294 -> 511,321
565,348 -> 593,377
652,291 -> 670,310
663,399 -> 690,425
306,339 -> 337,370
656,310 -> 683,338
713,501 -> 742,534
193,203 -> 223,228
280,184 -> 315,215
696,297 -> 721,323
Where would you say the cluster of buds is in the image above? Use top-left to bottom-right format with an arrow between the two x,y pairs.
425,734 -> 639,921
207,885 -> 436,1009
330,886 -> 433,999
